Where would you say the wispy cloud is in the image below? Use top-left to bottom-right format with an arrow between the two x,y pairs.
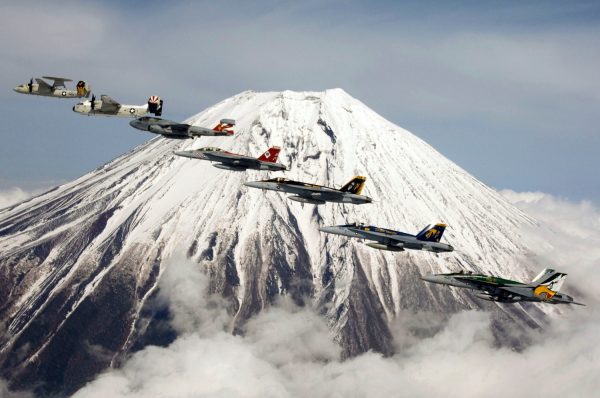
0,187 -> 36,209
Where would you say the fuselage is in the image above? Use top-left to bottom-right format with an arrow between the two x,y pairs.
244,179 -> 372,204
420,273 -> 522,289
174,149 -> 287,171
73,101 -> 150,117
420,272 -> 579,304
130,117 -> 180,134
13,84 -> 80,98
130,117 -> 232,139
319,224 -> 453,252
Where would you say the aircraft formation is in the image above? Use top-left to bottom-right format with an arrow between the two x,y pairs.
13,76 -> 584,307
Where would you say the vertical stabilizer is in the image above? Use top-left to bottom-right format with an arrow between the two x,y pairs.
340,176 -> 366,194
257,147 -> 281,163
531,268 -> 567,291
213,119 -> 236,133
416,223 -> 447,242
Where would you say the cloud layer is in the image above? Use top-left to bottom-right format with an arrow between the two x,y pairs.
69,190 -> 600,398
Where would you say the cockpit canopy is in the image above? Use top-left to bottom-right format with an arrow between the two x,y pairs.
265,177 -> 289,183
199,147 -> 223,152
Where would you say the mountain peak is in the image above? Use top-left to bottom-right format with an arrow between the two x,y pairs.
0,89 -> 543,395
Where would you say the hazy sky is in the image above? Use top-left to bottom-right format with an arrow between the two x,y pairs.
0,0 -> 598,201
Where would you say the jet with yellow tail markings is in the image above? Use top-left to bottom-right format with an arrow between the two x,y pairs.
421,268 -> 584,305
244,176 -> 371,205
319,222 -> 453,252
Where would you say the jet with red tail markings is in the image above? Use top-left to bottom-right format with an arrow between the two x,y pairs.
130,117 -> 235,139
319,222 -> 453,252
174,146 -> 287,171
421,268 -> 584,305
244,176 -> 371,205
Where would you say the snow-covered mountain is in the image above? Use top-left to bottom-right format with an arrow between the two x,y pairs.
0,89 -> 551,395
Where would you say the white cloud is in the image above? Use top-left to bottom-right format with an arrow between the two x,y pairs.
0,187 -> 36,209
71,191 -> 600,398
500,189 -> 600,296
501,189 -> 600,237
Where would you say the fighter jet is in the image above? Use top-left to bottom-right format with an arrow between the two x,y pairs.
14,77 -> 90,98
318,223 -> 453,252
174,146 -> 287,171
244,176 -> 371,205
130,117 -> 235,139
73,95 -> 163,117
421,268 -> 584,305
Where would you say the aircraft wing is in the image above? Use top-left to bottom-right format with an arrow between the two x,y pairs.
99,95 -> 121,112
207,152 -> 256,165
35,78 -> 52,91
189,126 -> 233,137
169,123 -> 192,134
354,227 -> 412,247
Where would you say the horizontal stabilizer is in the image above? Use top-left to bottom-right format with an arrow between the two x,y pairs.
220,118 -> 236,126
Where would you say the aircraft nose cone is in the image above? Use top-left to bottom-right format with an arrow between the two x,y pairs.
318,226 -> 346,236
420,274 -> 442,284
174,151 -> 195,159
318,226 -> 336,234
244,181 -> 262,189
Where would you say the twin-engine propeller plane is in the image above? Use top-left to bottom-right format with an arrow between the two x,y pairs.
244,176 -> 372,205
421,268 -> 584,305
73,95 -> 163,117
130,117 -> 235,139
175,146 -> 287,171
319,223 -> 453,252
14,77 -> 90,98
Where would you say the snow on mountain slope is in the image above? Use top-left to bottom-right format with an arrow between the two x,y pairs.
0,89 -> 553,395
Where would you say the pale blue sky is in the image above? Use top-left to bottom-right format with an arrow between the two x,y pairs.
1,0 -> 598,200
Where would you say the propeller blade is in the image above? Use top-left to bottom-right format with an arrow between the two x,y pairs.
91,94 -> 96,110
